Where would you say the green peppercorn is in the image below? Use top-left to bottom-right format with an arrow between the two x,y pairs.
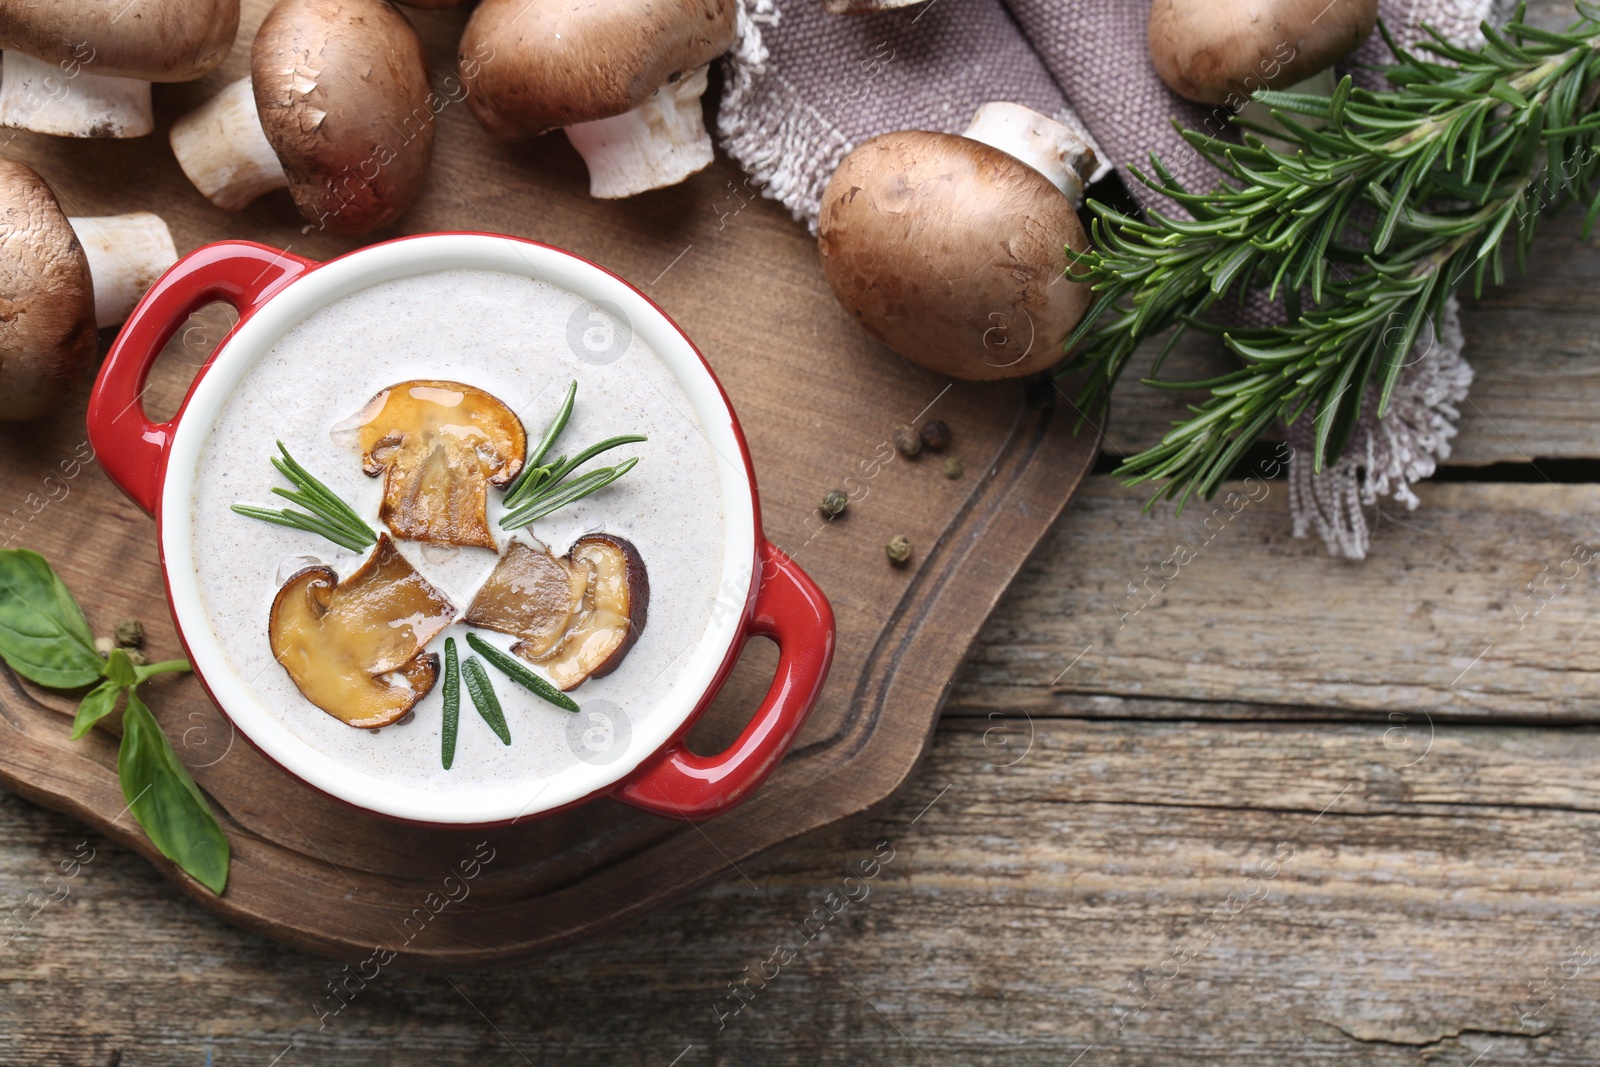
115,618 -> 145,648
124,649 -> 149,667
920,420 -> 951,452
886,535 -> 912,567
942,458 -> 963,480
821,489 -> 848,519
892,423 -> 921,458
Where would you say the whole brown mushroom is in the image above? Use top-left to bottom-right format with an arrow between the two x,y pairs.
1147,0 -> 1377,108
817,103 -> 1096,382
0,0 -> 238,138
459,0 -> 737,198
0,161 -> 178,421
168,0 -> 435,234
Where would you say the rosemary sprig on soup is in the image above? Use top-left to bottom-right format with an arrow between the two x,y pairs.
231,442 -> 377,553
231,377 -> 650,771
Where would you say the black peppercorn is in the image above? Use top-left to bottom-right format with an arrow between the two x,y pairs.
920,420 -> 951,452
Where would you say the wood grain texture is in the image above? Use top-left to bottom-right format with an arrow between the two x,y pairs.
3,0 -> 1600,1061
3,714 -> 1599,1065
955,477 -> 1600,722
0,0 -> 1099,967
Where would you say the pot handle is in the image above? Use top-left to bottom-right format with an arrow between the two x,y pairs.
615,539 -> 835,821
88,241 -> 315,517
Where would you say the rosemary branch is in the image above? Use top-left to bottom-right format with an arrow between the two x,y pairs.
1065,3 -> 1600,511
500,381 -> 644,528
231,442 -> 377,552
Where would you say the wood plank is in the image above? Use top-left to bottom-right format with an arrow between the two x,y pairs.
955,477 -> 1600,721
3,712 -> 1598,1064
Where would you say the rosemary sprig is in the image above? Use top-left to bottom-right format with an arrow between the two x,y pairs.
232,442 -> 377,552
503,379 -> 576,501
1065,3 -> 1600,512
502,458 -> 640,530
499,381 -> 643,528
442,636 -> 461,770
462,655 -> 511,745
465,632 -> 579,712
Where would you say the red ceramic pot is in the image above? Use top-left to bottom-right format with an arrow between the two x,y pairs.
87,234 -> 834,826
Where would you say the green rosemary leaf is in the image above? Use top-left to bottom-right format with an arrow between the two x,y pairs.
505,379 -> 578,502
442,637 -> 460,769
465,632 -> 579,713
234,444 -> 376,553
526,435 -> 648,500
461,656 -> 511,745
500,459 -> 639,531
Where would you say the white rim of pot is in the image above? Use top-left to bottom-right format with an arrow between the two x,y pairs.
160,234 -> 757,825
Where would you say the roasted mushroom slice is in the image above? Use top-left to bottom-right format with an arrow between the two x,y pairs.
268,534 -> 456,728
353,380 -> 527,550
464,541 -> 588,659
465,534 -> 648,691
540,534 -> 650,690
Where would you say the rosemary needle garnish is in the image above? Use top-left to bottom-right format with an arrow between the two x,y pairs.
1064,4 -> 1600,512
232,442 -> 376,553
502,459 -> 640,531
465,632 -> 579,712
504,379 -> 577,501
499,381 -> 643,528
442,637 -> 461,770
461,655 -> 511,745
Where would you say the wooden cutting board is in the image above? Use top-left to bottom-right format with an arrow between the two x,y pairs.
0,1 -> 1099,967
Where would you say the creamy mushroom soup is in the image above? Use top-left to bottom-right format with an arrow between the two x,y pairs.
185,268 -> 727,790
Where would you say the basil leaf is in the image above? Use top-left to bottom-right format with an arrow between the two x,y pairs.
0,550 -> 103,688
70,679 -> 123,741
118,690 -> 229,894
103,648 -> 137,688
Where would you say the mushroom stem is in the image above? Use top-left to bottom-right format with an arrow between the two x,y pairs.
563,66 -> 715,199
66,213 -> 178,328
169,77 -> 289,211
0,51 -> 153,138
961,102 -> 1098,206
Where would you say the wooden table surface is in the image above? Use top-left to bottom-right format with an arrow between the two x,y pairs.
7,4 -> 1600,1064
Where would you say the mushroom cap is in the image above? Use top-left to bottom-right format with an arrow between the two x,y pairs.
268,534 -> 453,728
817,131 -> 1093,382
251,0 -> 434,235
459,0 -> 737,138
355,379 -> 528,550
0,160 -> 96,421
1147,0 -> 1378,107
0,0 -> 239,82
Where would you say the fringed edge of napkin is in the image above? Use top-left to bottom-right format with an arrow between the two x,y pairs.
719,0 -> 849,234
1286,296 -> 1473,560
